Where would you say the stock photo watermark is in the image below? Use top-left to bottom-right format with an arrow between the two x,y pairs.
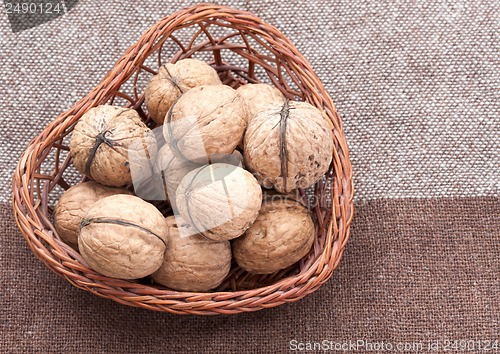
3,0 -> 78,32
127,123 -> 324,239
290,339 -> 499,352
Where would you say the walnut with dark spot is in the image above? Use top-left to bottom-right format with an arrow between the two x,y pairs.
244,100 -> 334,193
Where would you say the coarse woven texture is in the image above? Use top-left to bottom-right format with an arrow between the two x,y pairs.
0,0 -> 499,202
2,198 -> 499,352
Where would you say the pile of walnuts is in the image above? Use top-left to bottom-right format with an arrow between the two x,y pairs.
55,58 -> 334,292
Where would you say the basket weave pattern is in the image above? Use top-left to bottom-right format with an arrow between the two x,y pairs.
12,4 -> 354,315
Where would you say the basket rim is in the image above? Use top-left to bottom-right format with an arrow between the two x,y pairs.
11,3 -> 354,315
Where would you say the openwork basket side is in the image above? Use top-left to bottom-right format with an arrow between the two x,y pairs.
12,3 -> 354,315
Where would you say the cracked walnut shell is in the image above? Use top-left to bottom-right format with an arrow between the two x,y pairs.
145,58 -> 222,125
78,194 -> 168,279
152,216 -> 231,292
69,105 -> 157,187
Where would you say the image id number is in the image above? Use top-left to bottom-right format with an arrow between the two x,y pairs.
4,2 -> 64,14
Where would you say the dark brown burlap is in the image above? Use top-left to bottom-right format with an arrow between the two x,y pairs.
2,198 -> 499,352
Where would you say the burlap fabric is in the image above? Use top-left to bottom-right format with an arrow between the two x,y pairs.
1,0 -> 498,352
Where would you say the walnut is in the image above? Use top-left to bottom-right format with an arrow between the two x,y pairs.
212,149 -> 244,168
145,59 -> 222,125
261,188 -> 307,207
163,85 -> 248,163
236,83 -> 285,122
70,105 -> 157,187
244,100 -> 334,193
176,163 -> 262,241
155,144 -> 244,209
154,143 -> 199,208
233,196 -> 315,274
78,194 -> 167,279
53,181 -> 132,249
152,216 -> 231,292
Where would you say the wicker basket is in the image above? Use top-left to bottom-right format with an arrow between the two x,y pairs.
12,3 -> 354,315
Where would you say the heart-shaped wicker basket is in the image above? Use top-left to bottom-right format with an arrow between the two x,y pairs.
12,3 -> 353,315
